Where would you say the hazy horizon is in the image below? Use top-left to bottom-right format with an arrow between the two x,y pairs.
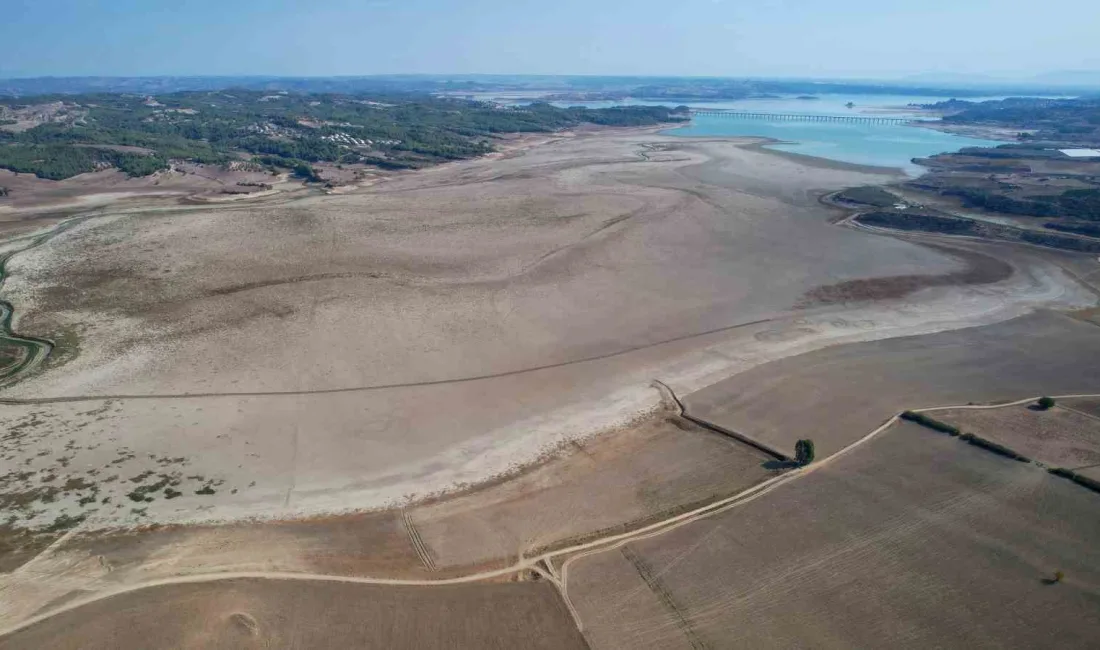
3,0 -> 1099,81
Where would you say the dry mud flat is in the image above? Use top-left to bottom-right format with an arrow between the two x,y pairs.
685,310 -> 1100,458
567,422 -> 1100,649
0,579 -> 585,650
0,128 -> 1094,529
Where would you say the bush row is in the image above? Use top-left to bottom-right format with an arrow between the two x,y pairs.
900,411 -> 960,435
902,411 -> 1030,462
958,433 -> 1030,462
1049,467 -> 1100,494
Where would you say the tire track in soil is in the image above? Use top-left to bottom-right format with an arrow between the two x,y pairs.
620,545 -> 708,649
403,509 -> 437,572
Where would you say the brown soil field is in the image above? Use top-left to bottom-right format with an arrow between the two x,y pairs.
0,578 -> 586,650
0,409 -> 776,627
567,421 -> 1100,649
1,128 -> 1092,531
933,404 -> 1100,472
409,412 -> 776,568
684,310 -> 1100,459
1062,396 -> 1100,419
0,509 -> 441,631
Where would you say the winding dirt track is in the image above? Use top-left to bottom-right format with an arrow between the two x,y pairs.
4,391 -> 1096,641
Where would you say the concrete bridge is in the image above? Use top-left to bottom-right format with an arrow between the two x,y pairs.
689,110 -> 920,125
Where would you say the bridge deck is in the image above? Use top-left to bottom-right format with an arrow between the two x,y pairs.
689,110 -> 922,125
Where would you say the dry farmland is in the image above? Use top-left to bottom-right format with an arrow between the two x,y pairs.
0,579 -> 586,650
566,421 -> 1100,649
934,401 -> 1100,480
683,310 -> 1100,458
409,412 -> 777,569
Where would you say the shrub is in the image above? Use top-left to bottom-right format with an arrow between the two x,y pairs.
127,489 -> 153,502
1037,396 -> 1056,410
292,162 -> 322,183
795,439 -> 816,466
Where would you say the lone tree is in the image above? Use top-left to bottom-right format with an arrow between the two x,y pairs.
795,439 -> 816,466
1037,396 -> 1056,410
1053,570 -> 1065,583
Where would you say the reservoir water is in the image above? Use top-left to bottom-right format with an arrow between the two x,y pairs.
668,114 -> 1007,175
495,93 -> 1011,175
666,114 -> 1003,175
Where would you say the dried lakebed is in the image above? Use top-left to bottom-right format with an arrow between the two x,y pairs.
0,129 -> 1095,534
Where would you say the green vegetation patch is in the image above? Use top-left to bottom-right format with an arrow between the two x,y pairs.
38,323 -> 81,374
944,187 -> 1100,221
1045,222 -> 1100,238
931,97 -> 1100,145
835,186 -> 899,208
0,143 -> 168,180
0,91 -> 687,180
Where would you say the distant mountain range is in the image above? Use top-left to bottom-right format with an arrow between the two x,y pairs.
902,70 -> 1100,90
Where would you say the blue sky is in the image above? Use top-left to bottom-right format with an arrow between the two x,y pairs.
3,0 -> 1098,79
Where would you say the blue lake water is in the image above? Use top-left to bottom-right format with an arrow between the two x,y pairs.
494,93 -> 1014,175
665,114 -> 1004,175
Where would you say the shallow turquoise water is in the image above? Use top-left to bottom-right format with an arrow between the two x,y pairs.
500,93 -> 1010,175
665,114 -> 1004,175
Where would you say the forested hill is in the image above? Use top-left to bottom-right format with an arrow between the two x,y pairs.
0,91 -> 687,180
922,97 -> 1100,145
